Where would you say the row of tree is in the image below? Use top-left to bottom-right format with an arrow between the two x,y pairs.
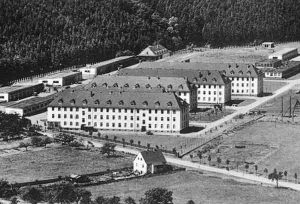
1,0 -> 300,84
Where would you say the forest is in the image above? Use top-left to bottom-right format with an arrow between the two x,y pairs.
0,0 -> 300,84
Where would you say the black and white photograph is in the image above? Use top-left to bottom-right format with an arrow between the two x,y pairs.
1,0 -> 300,203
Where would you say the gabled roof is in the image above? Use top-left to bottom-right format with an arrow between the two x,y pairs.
134,62 -> 262,78
139,44 -> 170,56
117,68 -> 230,85
49,89 -> 188,110
139,150 -> 166,165
269,48 -> 298,57
88,75 -> 192,92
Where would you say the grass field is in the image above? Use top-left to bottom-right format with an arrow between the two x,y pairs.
212,121 -> 300,176
189,108 -> 234,123
263,80 -> 287,94
86,170 -> 300,204
0,146 -> 133,183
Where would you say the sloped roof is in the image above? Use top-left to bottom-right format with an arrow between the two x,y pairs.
269,48 -> 298,57
117,68 -> 230,85
139,44 -> 170,56
88,75 -> 192,92
49,89 -> 188,110
82,56 -> 134,70
140,150 -> 166,165
134,62 -> 261,78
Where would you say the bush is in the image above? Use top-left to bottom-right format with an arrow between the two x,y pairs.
31,136 -> 44,147
146,131 -> 153,135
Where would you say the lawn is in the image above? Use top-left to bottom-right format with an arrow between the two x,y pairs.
263,80 -> 287,94
85,170 -> 300,204
189,108 -> 234,122
206,121 -> 300,177
0,146 -> 133,183
255,89 -> 299,116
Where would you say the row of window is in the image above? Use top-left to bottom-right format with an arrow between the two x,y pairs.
197,97 -> 223,102
62,121 -> 177,129
230,77 -> 255,81
198,85 -> 223,89
197,91 -> 222,95
232,89 -> 255,93
52,107 -> 177,114
232,83 -> 255,87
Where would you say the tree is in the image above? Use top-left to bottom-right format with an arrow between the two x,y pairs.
46,183 -> 78,204
197,151 -> 202,163
226,159 -> 230,168
124,196 -> 136,204
217,157 -> 221,168
43,137 -> 52,147
21,187 -> 44,204
245,164 -> 249,173
10,197 -> 19,204
284,171 -> 288,181
268,169 -> 283,188
254,165 -> 258,175
101,143 -> 116,157
295,173 -> 298,183
186,200 -> 195,204
54,134 -> 75,145
264,168 -> 268,177
31,136 -> 44,147
140,188 -> 173,204
207,155 -> 211,165
130,139 -> 134,146
19,142 -> 31,151
77,189 -> 92,204
0,179 -> 17,199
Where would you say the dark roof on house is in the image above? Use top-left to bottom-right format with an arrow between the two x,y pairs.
49,89 -> 188,110
134,62 -> 262,78
88,75 -> 192,92
140,150 -> 166,164
117,68 -> 230,85
260,61 -> 300,73
0,83 -> 43,94
83,56 -> 134,70
1,94 -> 55,109
139,44 -> 170,56
256,59 -> 281,64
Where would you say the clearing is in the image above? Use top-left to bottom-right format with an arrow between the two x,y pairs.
86,170 -> 300,204
0,146 -> 133,183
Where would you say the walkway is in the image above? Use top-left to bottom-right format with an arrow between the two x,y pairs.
82,138 -> 300,191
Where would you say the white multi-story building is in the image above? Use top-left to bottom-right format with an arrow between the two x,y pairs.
130,62 -> 264,97
88,75 -> 197,110
117,68 -> 231,107
47,89 -> 189,133
38,71 -> 82,86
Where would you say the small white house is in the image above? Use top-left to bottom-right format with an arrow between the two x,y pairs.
133,150 -> 167,175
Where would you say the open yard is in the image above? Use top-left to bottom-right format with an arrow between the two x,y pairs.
197,121 -> 300,178
189,108 -> 234,123
0,146 -> 133,183
86,170 -> 300,204
263,80 -> 287,94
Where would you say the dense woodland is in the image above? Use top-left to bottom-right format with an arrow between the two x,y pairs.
0,0 -> 300,84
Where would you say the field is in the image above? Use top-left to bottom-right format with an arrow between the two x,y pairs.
189,108 -> 234,122
180,42 -> 300,64
263,80 -> 287,94
0,146 -> 133,183
86,170 -> 300,204
204,121 -> 300,177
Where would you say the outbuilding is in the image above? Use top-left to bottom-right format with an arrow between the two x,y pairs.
133,150 -> 167,175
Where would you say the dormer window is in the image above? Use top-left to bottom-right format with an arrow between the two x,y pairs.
202,78 -> 207,82
135,84 -> 140,88
212,78 -> 217,83
247,71 -> 251,75
106,100 -> 112,105
155,101 -> 160,107
167,85 -> 172,89
82,99 -> 88,105
238,71 -> 243,75
193,77 -> 198,83
124,83 -> 129,88
157,84 -> 162,88
142,101 -> 148,106
119,100 -> 124,105
230,70 -> 235,75
58,99 -> 63,104
113,83 -> 118,87
131,100 -> 136,105
102,83 -> 107,87
167,102 -> 172,107
178,85 -> 183,90
94,100 -> 100,105
91,82 -> 97,88
145,84 -> 151,89
70,99 -> 75,105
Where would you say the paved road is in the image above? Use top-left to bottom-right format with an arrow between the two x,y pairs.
189,79 -> 299,137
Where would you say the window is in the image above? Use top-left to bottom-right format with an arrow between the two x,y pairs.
131,116 -> 133,120
118,123 -> 121,127
112,123 -> 115,127
161,124 -> 163,129
94,122 -> 97,126
76,122 -> 79,126
64,121 -> 67,125
64,114 -> 67,118
88,108 -> 91,112
106,115 -> 109,119
167,117 -> 170,121
88,115 -> 91,119
167,124 -> 170,129
100,115 -> 103,119
161,117 -> 164,121
70,115 -> 73,119
82,111 -> 85,115
82,118 -> 85,122
94,115 -> 97,119
52,107 -> 55,111
148,124 -> 151,128
113,108 -> 115,112
173,117 -> 176,122
137,116 -> 140,120
161,110 -> 164,114
149,117 -> 151,121
173,110 -> 176,114
76,115 -> 79,119
106,123 -> 109,127
142,113 -> 146,117
124,116 -> 127,120
155,117 -> 157,121
118,116 -> 121,120
70,122 -> 73,126
52,114 -> 54,118
58,114 -> 61,118
112,116 -> 115,120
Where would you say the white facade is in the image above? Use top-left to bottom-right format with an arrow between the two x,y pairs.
47,106 -> 188,133
196,84 -> 231,106
230,76 -> 263,96
133,153 -> 148,175
79,66 -> 98,79
264,72 -> 282,78
133,151 -> 166,175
